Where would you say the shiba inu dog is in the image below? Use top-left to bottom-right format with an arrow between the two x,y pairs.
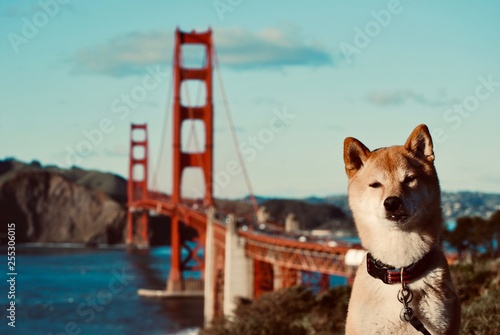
343,124 -> 460,334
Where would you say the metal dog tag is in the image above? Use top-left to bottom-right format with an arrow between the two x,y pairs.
400,306 -> 414,322
398,284 -> 415,323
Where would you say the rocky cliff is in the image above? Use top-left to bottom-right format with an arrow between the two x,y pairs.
0,170 -> 126,244
0,159 -> 127,244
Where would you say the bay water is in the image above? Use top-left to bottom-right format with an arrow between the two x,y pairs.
0,243 -> 349,334
0,245 -> 203,335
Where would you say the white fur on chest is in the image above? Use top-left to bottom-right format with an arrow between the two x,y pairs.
346,257 -> 453,335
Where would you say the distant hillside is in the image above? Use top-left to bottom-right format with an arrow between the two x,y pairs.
302,193 -> 500,222
260,199 -> 348,231
441,192 -> 500,221
0,158 -> 127,203
240,196 -> 354,234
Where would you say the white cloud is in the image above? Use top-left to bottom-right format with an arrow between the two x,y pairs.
71,25 -> 333,77
215,25 -> 332,69
72,31 -> 171,76
368,90 -> 457,107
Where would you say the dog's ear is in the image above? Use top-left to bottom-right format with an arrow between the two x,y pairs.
404,124 -> 435,163
344,137 -> 371,178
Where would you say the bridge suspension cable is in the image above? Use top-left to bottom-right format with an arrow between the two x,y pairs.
213,45 -> 259,215
151,66 -> 173,191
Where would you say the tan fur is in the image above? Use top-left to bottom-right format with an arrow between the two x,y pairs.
343,124 -> 460,334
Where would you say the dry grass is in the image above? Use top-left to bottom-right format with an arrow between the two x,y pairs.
453,258 -> 500,335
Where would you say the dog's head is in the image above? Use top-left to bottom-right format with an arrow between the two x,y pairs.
343,124 -> 441,233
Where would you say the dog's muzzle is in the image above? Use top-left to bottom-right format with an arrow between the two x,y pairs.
384,196 -> 409,222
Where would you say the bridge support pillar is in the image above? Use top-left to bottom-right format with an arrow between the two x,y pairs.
167,215 -> 182,293
223,215 -> 253,317
273,265 -> 283,290
204,208 -> 216,326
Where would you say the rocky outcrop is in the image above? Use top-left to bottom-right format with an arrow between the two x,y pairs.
0,158 -> 127,204
0,170 -> 126,244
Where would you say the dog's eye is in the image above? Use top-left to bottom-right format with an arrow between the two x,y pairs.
404,175 -> 417,184
369,182 -> 382,188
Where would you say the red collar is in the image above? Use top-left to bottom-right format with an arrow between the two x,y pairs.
366,250 -> 433,285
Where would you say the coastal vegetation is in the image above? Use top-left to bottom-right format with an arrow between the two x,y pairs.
201,256 -> 500,335
202,210 -> 500,335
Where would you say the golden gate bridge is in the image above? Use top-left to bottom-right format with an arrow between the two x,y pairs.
125,28 -> 362,323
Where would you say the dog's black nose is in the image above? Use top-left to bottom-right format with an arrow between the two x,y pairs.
384,196 -> 403,212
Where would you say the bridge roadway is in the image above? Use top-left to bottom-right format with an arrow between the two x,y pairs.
129,195 -> 358,277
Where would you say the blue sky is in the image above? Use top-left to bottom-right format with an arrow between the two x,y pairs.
1,0 -> 499,198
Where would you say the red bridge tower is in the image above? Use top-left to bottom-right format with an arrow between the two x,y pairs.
127,123 -> 149,247
167,28 -> 214,292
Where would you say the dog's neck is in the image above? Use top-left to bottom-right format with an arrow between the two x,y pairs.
360,227 -> 438,268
